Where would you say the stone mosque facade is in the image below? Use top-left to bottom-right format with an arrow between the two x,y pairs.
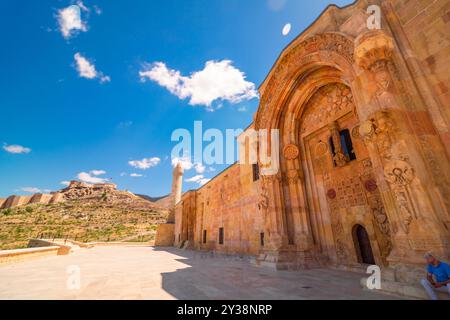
170,0 -> 450,288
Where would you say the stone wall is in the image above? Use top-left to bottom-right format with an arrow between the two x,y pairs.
0,193 -> 63,209
49,192 -> 64,204
154,224 -> 175,247
2,195 -> 24,209
175,162 -> 262,255
387,0 -> 450,154
29,194 -> 53,205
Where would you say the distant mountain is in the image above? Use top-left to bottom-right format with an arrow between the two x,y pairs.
136,194 -> 173,209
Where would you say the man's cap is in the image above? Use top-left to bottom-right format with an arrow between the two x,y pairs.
424,252 -> 434,259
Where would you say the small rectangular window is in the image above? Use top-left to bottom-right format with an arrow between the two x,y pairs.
203,230 -> 207,244
340,129 -> 356,161
329,129 -> 356,167
260,233 -> 265,247
252,163 -> 260,181
218,228 -> 224,245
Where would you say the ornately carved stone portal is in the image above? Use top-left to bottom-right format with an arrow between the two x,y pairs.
301,83 -> 392,266
173,0 -> 450,289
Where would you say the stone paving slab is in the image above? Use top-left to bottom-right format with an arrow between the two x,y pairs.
0,246 -> 405,300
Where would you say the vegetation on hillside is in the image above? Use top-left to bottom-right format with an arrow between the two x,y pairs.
0,199 -> 168,250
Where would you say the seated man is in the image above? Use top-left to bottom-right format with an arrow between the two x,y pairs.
420,253 -> 450,300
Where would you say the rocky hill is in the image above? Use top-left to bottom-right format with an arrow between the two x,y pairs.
0,182 -> 170,250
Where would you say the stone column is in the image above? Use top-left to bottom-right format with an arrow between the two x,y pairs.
354,30 -> 449,272
257,171 -> 292,269
282,143 -> 317,267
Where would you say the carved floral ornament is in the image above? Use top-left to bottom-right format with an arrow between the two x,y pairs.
255,33 -> 355,129
301,83 -> 355,135
283,144 -> 300,160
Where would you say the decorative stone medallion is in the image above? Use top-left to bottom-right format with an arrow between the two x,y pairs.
359,120 -> 375,139
283,144 -> 300,160
327,189 -> 337,200
364,179 -> 378,192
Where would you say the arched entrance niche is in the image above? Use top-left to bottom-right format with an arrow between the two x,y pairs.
255,32 -> 392,268
353,224 -> 376,265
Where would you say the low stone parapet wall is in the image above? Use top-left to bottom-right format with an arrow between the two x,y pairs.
42,238 -> 152,248
28,239 -> 71,255
88,241 -> 153,247
0,246 -> 62,266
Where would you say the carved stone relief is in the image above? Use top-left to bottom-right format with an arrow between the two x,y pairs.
301,83 -> 355,135
283,144 -> 300,160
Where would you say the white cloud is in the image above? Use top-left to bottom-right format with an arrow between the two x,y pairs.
185,175 -> 211,186
93,5 -> 102,15
171,156 -> 194,170
237,105 -> 248,112
90,170 -> 106,176
3,144 -> 31,154
117,121 -> 133,129
57,4 -> 87,39
21,187 -> 51,194
60,181 -> 71,186
282,23 -> 291,36
194,163 -> 206,174
139,60 -> 258,108
130,173 -> 144,177
171,157 -> 206,174
76,1 -> 89,13
21,187 -> 41,193
74,53 -> 110,83
128,157 -> 161,170
77,171 -> 108,184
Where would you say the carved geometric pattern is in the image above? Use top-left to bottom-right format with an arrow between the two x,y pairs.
301,83 -> 355,135
334,176 -> 366,207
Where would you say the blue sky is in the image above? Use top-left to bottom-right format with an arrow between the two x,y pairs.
0,0 -> 353,198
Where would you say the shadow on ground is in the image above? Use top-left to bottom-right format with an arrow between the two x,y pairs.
154,247 -> 401,300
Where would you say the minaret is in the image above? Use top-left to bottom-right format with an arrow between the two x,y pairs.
172,162 -> 184,206
155,164 -> 183,246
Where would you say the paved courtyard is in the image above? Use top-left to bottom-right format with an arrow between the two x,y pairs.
0,246 -> 402,300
